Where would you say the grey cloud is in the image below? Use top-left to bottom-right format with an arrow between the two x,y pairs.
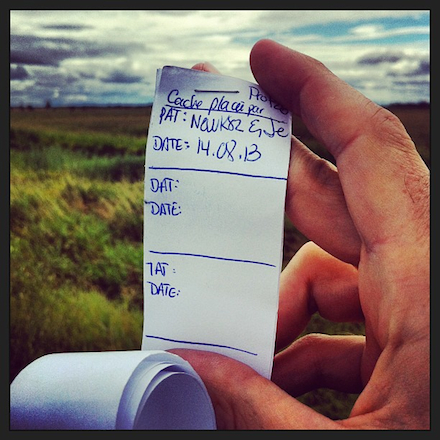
79,71 -> 97,80
11,35 -> 72,66
408,60 -> 430,76
10,65 -> 29,80
357,51 -> 404,65
34,71 -> 79,88
101,70 -> 144,84
10,34 -> 144,67
393,79 -> 430,86
387,59 -> 430,77
42,24 -> 93,31
357,52 -> 430,76
357,51 -> 429,81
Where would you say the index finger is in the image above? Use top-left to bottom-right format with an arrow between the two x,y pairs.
250,39 -> 429,252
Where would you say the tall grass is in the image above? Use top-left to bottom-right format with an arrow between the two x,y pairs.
10,288 -> 143,385
10,127 -> 145,156
10,144 -> 145,381
11,146 -> 145,181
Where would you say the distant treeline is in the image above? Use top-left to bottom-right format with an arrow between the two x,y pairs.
11,101 -> 429,111
385,101 -> 430,110
10,104 -> 154,111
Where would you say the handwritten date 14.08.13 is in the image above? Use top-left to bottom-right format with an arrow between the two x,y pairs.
152,135 -> 261,163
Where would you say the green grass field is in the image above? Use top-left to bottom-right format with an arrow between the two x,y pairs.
9,104 -> 430,420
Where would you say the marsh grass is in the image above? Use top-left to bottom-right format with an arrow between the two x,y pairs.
10,156 -> 145,382
11,146 -> 145,182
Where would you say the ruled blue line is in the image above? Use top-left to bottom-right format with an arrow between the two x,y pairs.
145,334 -> 258,356
148,250 -> 276,268
148,166 -> 287,181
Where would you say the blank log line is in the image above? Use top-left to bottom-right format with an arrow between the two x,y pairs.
144,334 -> 258,356
148,250 -> 276,267
148,165 -> 287,181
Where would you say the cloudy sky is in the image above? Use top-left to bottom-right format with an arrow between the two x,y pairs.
10,10 -> 430,107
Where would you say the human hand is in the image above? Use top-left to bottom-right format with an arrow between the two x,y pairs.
173,39 -> 430,429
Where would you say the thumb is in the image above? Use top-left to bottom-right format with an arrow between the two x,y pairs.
191,61 -> 221,74
170,349 -> 338,429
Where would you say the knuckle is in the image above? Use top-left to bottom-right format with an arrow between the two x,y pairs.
370,105 -> 416,153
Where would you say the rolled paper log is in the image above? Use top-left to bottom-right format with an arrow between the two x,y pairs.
10,350 -> 216,430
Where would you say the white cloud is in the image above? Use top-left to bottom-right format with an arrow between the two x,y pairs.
350,24 -> 384,37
